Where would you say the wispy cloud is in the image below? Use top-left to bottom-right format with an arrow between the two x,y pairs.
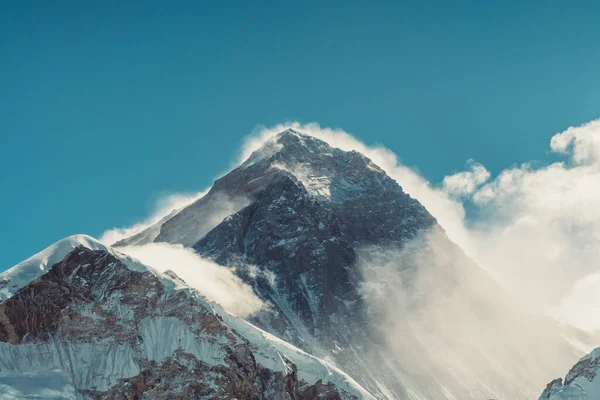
118,242 -> 265,317
461,118 -> 600,326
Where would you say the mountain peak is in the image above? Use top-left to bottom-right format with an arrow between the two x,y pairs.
0,234 -> 108,300
117,127 -> 432,251
274,127 -> 304,140
272,128 -> 326,148
273,128 -> 330,151
242,129 -> 333,168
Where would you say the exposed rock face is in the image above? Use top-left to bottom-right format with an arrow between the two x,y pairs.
116,129 -> 593,400
0,239 -> 371,400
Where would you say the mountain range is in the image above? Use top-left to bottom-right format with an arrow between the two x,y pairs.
1,129 -> 597,399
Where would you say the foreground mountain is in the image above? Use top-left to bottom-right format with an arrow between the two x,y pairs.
117,129 -> 594,399
0,235 -> 374,399
539,348 -> 600,400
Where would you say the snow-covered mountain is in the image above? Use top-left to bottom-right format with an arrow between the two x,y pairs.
114,129 -> 594,400
3,129 -> 596,399
539,348 -> 600,400
0,235 -> 374,399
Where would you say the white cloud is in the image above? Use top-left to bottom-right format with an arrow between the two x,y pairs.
118,242 -> 264,317
442,159 -> 490,196
552,272 -> 600,331
460,119 -> 600,315
550,118 -> 600,165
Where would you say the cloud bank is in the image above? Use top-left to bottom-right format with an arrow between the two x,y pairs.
464,119 -> 600,323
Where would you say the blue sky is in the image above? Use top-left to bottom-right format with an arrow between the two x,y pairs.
1,0 -> 600,268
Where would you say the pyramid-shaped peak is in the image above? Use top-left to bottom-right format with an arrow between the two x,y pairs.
272,128 -> 330,149
275,127 -> 303,138
275,128 -> 311,139
242,129 -> 334,168
261,129 -> 380,171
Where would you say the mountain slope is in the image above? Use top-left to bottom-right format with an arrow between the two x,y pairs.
116,129 -> 593,399
0,236 -> 374,400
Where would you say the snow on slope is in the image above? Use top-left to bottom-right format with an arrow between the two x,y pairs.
220,308 -> 376,400
540,347 -> 600,400
0,235 -> 108,300
0,235 -> 375,400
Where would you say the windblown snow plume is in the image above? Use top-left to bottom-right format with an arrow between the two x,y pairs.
357,227 -> 588,400
100,190 -> 265,317
117,243 -> 264,317
100,191 -> 205,245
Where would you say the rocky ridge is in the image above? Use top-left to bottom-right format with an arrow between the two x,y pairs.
0,235 -> 373,400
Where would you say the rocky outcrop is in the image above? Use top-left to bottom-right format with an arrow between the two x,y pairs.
0,239 -> 372,399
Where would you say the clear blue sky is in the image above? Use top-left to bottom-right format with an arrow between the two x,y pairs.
1,0 -> 599,268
